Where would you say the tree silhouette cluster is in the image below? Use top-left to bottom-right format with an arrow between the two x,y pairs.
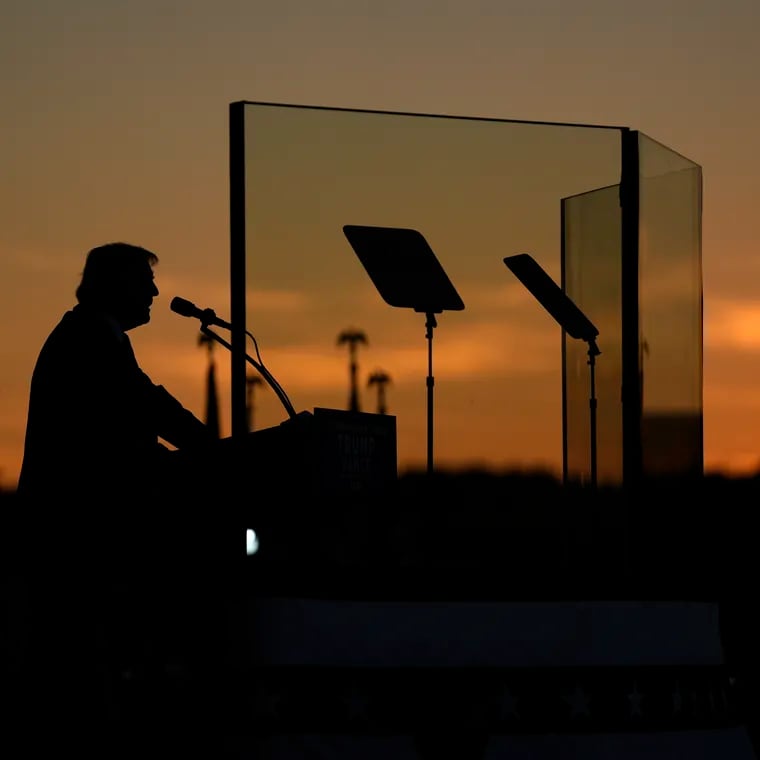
336,327 -> 392,415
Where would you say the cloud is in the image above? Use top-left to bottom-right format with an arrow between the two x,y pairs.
139,311 -> 561,395
245,288 -> 311,313
8,245 -> 79,275
706,299 -> 760,351
152,272 -> 314,316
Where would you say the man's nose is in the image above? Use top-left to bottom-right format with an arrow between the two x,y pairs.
152,282 -> 159,296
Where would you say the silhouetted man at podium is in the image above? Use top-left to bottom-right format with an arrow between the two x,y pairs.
18,241 -> 213,504
15,242 -> 216,754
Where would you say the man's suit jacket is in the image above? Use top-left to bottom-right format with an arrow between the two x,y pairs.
18,304 -> 212,520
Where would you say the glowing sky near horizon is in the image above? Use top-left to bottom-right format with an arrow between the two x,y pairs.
2,0 -> 760,488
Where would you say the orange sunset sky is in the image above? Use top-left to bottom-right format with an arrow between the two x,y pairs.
2,0 -> 760,490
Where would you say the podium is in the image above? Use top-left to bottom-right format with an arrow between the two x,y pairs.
169,407 -> 398,565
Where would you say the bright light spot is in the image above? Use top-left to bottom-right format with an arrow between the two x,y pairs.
246,528 -> 259,556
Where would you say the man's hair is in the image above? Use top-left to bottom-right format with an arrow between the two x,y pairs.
75,242 -> 159,305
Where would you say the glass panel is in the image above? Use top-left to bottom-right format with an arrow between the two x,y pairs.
235,103 -> 624,476
638,134 -> 703,478
562,185 -> 623,486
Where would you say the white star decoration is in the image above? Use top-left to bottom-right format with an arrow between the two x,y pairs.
241,672 -> 734,728
627,681 -> 643,717
564,684 -> 591,718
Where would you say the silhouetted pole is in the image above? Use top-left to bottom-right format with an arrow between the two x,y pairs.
198,331 -> 220,439
425,312 -> 436,476
337,328 -> 368,412
368,369 -> 392,415
245,372 -> 264,432
587,339 -> 601,490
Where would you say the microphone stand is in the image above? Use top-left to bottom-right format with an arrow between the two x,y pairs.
199,324 -> 298,421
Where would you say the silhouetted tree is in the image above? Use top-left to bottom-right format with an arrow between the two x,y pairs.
368,369 -> 392,415
337,327 -> 368,412
245,371 -> 264,432
198,331 -> 220,438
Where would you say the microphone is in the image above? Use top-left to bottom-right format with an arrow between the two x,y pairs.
170,296 -> 232,330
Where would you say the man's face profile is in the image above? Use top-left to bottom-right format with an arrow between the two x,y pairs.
114,261 -> 160,331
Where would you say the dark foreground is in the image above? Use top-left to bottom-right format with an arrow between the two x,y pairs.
2,470 -> 760,758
